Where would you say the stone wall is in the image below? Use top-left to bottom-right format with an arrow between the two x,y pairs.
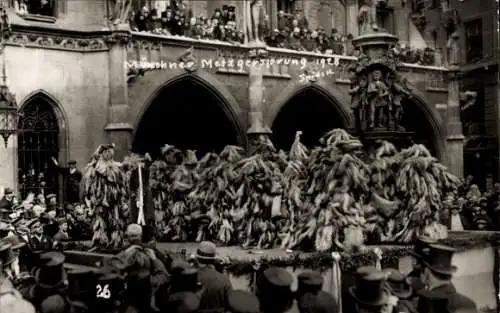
4,45 -> 110,167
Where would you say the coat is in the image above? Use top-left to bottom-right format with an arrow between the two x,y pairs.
417,283 -> 478,313
0,198 -> 12,212
197,265 -> 232,312
56,166 -> 82,204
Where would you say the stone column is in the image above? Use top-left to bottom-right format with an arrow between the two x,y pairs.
0,134 -> 17,194
246,43 -> 272,148
445,68 -> 464,177
104,27 -> 133,161
345,0 -> 358,37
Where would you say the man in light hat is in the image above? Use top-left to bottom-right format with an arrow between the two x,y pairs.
51,157 -> 82,205
417,244 -> 477,313
194,241 -> 232,312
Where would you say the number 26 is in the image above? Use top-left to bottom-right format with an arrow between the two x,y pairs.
96,284 -> 111,299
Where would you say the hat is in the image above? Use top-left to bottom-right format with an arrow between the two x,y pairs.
35,252 -> 67,290
227,290 -> 260,313
126,223 -> 142,238
184,150 -> 198,165
94,271 -> 126,301
383,268 -> 412,299
40,294 -> 68,313
67,268 -> 96,299
170,259 -> 190,275
68,160 -> 77,165
195,242 -> 217,262
166,292 -> 200,313
228,6 -> 235,12
421,244 -> 457,276
222,5 -> 228,10
410,235 -> 436,259
349,266 -> 389,307
297,271 -> 324,292
4,188 -> 13,195
259,267 -> 293,290
297,291 -> 338,313
46,194 -> 56,200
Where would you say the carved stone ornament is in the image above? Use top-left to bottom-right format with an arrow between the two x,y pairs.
6,32 -> 108,51
177,46 -> 198,73
348,51 -> 412,132
104,31 -> 132,46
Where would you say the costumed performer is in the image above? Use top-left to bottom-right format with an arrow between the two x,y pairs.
83,144 -> 130,249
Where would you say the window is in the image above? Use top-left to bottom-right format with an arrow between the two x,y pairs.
277,0 -> 294,14
461,88 -> 484,136
465,19 -> 483,62
11,0 -> 59,22
376,7 -> 394,34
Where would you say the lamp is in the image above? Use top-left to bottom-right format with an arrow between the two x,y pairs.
0,4 -> 18,148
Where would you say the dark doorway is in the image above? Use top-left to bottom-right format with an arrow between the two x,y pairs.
271,87 -> 347,150
133,77 -> 243,158
401,99 -> 439,156
18,98 -> 60,198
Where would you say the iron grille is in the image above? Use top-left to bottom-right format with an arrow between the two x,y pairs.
18,100 -> 59,198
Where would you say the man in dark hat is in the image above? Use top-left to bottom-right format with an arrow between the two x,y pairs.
221,4 -> 229,24
384,268 -> 416,313
408,235 -> 436,297
349,266 -> 390,313
296,270 -> 324,298
23,251 -> 68,309
417,244 -> 477,313
256,267 -> 294,313
227,290 -> 260,313
228,6 -> 235,22
0,188 -> 15,213
66,267 -> 96,308
193,241 -> 232,311
51,157 -> 82,205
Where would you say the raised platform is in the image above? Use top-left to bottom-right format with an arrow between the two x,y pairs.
62,231 -> 499,313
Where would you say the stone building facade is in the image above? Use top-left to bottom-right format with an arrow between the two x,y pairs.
0,0 -> 460,200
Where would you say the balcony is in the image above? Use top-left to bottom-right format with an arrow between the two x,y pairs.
127,31 -> 447,90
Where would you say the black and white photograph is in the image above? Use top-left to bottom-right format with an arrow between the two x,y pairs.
0,0 -> 499,312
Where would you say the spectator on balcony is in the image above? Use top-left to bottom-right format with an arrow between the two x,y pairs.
302,30 -> 317,52
294,10 -> 308,30
135,7 -> 149,31
221,5 -> 230,24
15,0 -> 28,15
178,0 -> 192,20
277,10 -> 288,31
149,9 -> 162,32
212,8 -> 222,22
329,28 -> 343,55
266,29 -> 279,47
212,18 -> 223,41
227,6 -> 236,22
288,27 -> 302,50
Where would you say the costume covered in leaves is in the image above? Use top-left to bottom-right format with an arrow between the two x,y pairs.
83,144 -> 129,248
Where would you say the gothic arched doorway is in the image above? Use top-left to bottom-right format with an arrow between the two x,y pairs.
18,96 -> 61,198
270,85 -> 349,150
133,76 -> 245,158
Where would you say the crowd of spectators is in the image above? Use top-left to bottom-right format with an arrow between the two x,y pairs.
129,3 -> 245,44
128,4 -> 439,66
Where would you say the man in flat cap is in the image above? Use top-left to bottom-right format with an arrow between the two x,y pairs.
0,188 -> 15,214
51,157 -> 82,205
417,244 -> 477,313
